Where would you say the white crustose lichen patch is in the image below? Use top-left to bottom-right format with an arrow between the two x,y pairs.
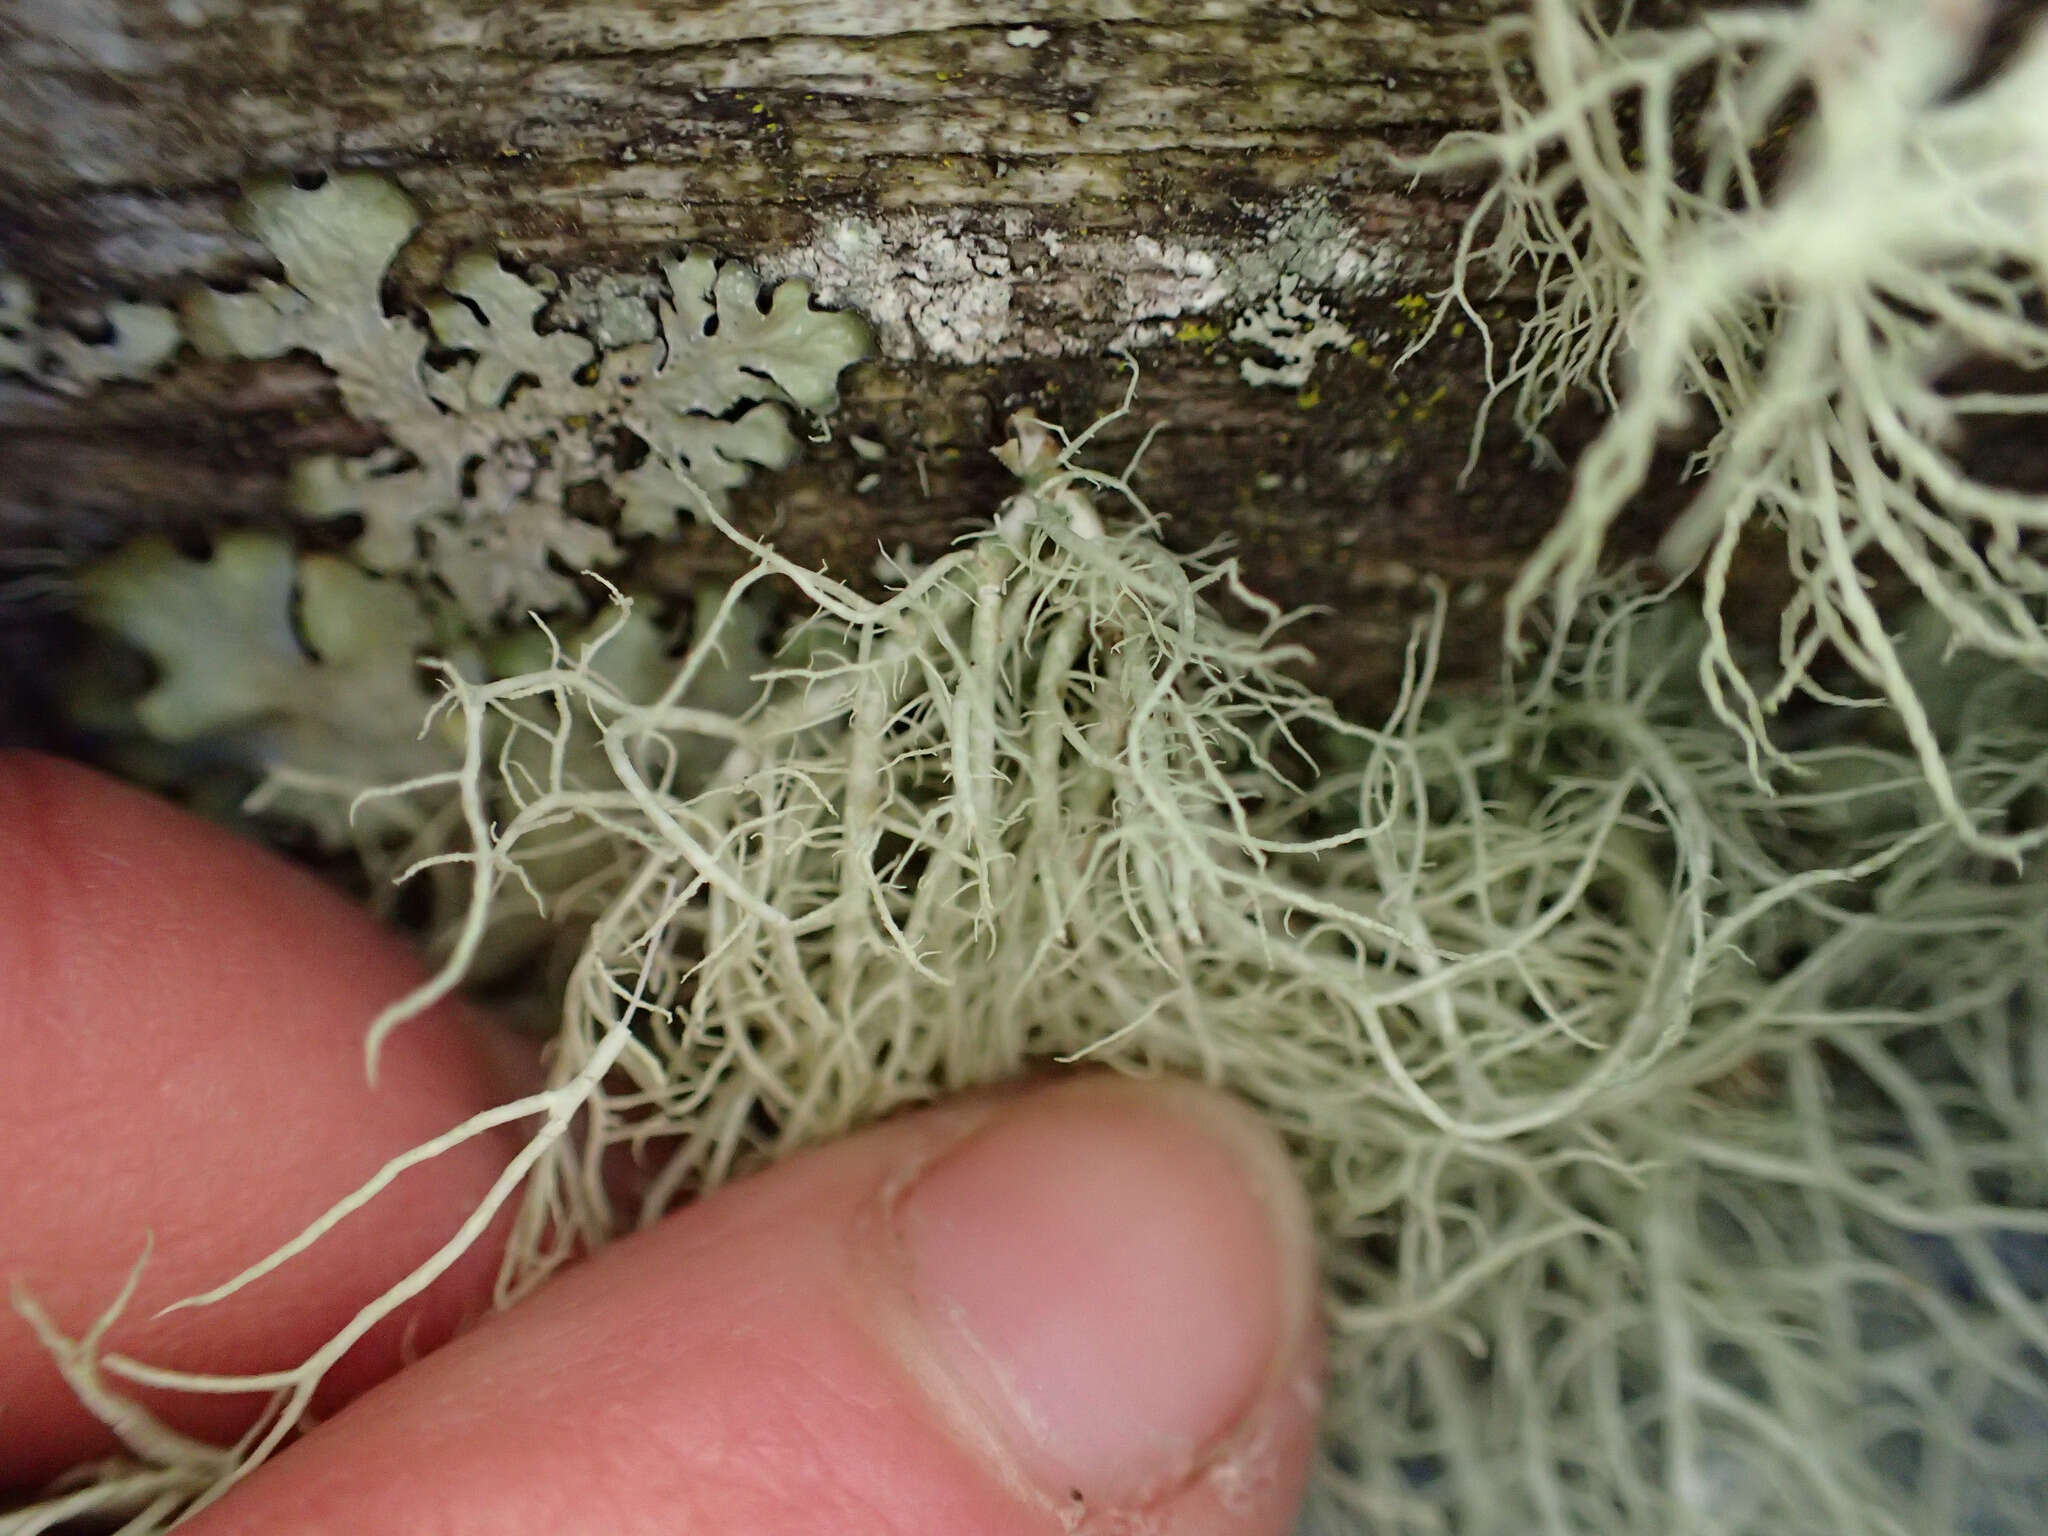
760,190 -> 1399,370
1230,274 -> 1357,390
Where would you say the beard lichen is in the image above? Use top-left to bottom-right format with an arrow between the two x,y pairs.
1410,0 -> 2048,860
22,390 -> 2048,1535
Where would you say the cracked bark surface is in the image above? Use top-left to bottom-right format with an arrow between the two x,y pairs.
0,0 -> 1708,736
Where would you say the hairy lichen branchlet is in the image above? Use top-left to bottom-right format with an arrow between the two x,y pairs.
182,172 -> 870,622
1412,0 -> 2048,859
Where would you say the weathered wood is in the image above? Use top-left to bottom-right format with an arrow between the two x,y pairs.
0,0 -> 1692,726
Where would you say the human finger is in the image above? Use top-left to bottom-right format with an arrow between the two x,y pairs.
188,1073 -> 1325,1536
0,752 -> 530,1488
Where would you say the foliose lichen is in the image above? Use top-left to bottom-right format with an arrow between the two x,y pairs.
70,169 -> 858,854
0,270 -> 180,394
77,531 -> 451,849
183,172 -> 871,623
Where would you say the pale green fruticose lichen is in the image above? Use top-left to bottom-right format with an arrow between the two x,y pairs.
183,173 -> 870,622
1411,0 -> 2048,858
21,395 -> 2048,1536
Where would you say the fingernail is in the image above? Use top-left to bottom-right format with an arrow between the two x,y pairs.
895,1075 -> 1317,1508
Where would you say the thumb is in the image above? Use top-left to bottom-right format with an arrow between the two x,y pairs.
189,1074 -> 1325,1536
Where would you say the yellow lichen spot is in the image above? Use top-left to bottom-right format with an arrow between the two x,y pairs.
1393,293 -> 1431,320
1175,320 -> 1222,344
1449,320 -> 1466,339
750,102 -> 766,114
1404,383 -> 1449,424
1296,388 -> 1321,409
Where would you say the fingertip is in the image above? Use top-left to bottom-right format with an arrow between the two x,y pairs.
0,753 -> 522,1487
184,1074 -> 1322,1536
890,1075 -> 1323,1530
896,1075 -> 1319,1509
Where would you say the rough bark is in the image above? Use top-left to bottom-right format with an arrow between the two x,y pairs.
0,0 -> 1698,728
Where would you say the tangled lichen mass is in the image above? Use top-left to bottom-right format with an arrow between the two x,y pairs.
1415,0 -> 2048,859
24,398 -> 2048,1535
11,0 -> 2048,1530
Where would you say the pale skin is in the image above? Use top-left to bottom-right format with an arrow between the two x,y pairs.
0,752 -> 1322,1535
